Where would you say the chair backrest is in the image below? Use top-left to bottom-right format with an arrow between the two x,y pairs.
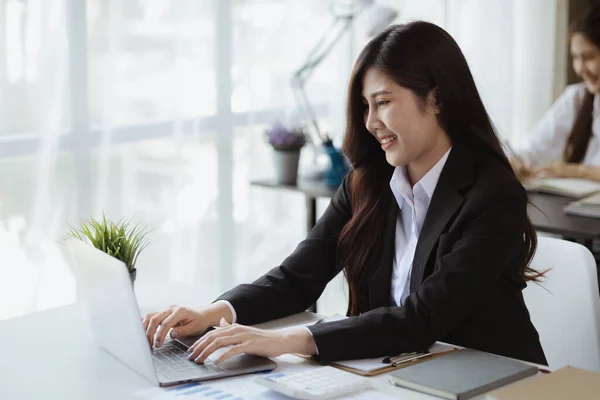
523,236 -> 600,372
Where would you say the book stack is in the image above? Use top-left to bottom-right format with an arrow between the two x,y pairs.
564,192 -> 600,218
523,177 -> 600,198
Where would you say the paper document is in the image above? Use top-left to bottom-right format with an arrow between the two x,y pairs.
578,192 -> 600,205
134,355 -> 397,400
332,342 -> 456,374
564,191 -> 600,218
136,381 -> 394,400
524,177 -> 600,198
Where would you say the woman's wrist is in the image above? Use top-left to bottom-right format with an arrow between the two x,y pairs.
570,163 -> 587,179
281,326 -> 318,356
200,302 -> 234,326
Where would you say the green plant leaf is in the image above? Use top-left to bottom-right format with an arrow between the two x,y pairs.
64,213 -> 151,273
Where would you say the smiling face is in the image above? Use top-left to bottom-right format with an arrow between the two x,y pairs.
571,32 -> 600,93
361,67 -> 451,183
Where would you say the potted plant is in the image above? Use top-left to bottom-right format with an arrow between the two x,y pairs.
265,120 -> 307,184
65,215 -> 150,284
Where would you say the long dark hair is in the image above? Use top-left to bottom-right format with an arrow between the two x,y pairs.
565,5 -> 600,162
337,21 -> 540,316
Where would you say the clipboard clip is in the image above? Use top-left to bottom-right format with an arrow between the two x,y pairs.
382,352 -> 419,364
388,352 -> 435,367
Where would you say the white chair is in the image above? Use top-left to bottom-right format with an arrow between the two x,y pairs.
523,237 -> 600,372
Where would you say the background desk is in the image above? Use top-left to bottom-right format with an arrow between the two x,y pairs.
527,192 -> 600,250
0,302 -> 544,400
251,179 -> 337,233
251,179 -> 600,258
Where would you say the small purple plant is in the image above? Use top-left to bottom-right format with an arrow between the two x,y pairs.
265,120 -> 306,151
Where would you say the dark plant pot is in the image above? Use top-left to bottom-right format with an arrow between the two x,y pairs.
130,269 -> 137,286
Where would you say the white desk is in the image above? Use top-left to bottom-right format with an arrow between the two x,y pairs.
0,300 -> 542,400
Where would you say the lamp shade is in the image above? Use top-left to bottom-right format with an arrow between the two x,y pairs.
358,3 -> 398,37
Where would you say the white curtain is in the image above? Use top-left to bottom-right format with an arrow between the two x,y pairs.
379,0 -> 562,143
444,0 -> 563,146
0,0 -> 71,318
0,0 -> 351,319
0,0 -> 562,320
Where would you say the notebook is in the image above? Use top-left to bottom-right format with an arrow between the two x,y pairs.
388,348 -> 538,400
485,366 -> 600,400
564,191 -> 600,218
523,177 -> 600,198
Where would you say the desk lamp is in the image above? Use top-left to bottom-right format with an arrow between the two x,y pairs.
291,0 -> 397,186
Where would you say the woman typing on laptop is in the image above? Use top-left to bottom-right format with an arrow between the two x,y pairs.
144,21 -> 547,367
510,5 -> 600,182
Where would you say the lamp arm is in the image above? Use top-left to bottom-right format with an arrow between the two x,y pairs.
292,80 -> 323,144
291,15 -> 354,144
295,16 -> 352,82
295,19 -> 340,77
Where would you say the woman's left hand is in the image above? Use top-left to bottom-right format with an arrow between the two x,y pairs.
532,162 -> 581,179
186,318 -> 317,364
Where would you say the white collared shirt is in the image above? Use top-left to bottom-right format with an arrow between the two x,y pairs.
514,82 -> 600,166
389,148 -> 452,306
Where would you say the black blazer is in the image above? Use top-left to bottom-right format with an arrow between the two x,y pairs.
216,144 -> 547,365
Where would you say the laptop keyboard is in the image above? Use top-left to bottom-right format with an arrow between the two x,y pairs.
152,340 -> 224,381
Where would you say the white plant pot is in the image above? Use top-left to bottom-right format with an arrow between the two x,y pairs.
273,149 -> 301,185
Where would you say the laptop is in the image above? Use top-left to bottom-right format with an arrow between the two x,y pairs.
67,237 -> 277,387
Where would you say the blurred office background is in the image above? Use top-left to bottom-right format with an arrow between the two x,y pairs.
0,0 -> 584,319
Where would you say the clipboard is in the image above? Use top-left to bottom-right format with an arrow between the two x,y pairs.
329,343 -> 458,376
294,315 -> 457,376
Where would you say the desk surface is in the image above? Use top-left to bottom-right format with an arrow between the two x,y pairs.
251,179 -> 600,241
0,302 -> 543,400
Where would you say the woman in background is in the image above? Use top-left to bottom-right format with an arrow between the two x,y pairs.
143,21 -> 547,366
512,5 -> 600,181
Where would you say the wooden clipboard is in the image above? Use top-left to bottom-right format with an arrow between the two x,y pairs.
330,346 -> 459,377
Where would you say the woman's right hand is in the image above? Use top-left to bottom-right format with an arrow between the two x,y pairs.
143,305 -> 212,349
510,155 -> 532,181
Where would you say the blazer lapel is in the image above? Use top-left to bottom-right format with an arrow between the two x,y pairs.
368,196 -> 398,309
410,145 -> 475,292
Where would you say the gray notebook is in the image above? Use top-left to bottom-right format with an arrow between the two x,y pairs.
388,348 -> 538,400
